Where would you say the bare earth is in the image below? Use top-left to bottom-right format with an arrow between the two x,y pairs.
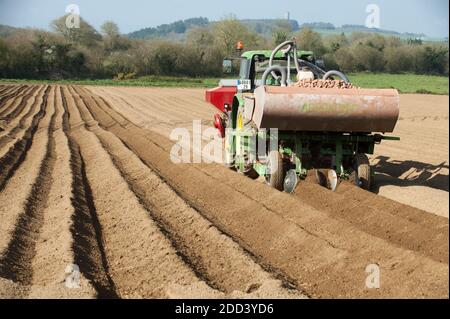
372,94 -> 449,218
0,84 -> 448,299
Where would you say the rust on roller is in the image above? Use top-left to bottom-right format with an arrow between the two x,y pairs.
252,86 -> 400,132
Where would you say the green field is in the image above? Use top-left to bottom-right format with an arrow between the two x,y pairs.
1,73 -> 448,94
311,28 -> 446,42
0,75 -> 220,88
347,73 -> 449,94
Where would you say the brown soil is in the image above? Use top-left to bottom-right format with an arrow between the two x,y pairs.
0,84 -> 447,298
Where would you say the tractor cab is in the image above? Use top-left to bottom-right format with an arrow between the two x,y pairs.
235,50 -> 317,91
207,43 -> 327,113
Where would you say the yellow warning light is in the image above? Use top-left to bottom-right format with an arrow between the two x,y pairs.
236,41 -> 244,51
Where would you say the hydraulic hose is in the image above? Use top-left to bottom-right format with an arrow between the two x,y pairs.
268,40 -> 350,85
261,65 -> 287,87
322,70 -> 350,83
269,40 -> 301,80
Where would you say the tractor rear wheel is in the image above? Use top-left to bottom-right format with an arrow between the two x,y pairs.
265,150 -> 285,191
351,153 -> 371,190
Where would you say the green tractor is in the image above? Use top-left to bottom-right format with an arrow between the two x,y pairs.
206,40 -> 399,193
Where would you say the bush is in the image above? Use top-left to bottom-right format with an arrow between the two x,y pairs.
0,38 -> 9,77
324,33 -> 348,52
351,43 -> 385,72
412,45 -> 448,75
334,47 -> 356,72
103,51 -> 135,76
296,28 -> 325,56
212,17 -> 261,55
0,16 -> 448,80
322,52 -> 339,70
384,46 -> 413,73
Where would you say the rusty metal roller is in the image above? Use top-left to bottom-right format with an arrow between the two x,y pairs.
252,86 -> 400,133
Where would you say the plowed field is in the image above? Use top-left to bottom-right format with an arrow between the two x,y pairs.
0,84 -> 447,298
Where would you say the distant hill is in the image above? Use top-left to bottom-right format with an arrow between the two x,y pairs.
127,17 -> 209,39
0,18 -> 438,42
0,24 -> 19,37
127,18 -> 300,39
238,19 -> 299,34
300,22 -> 335,30
127,18 -> 438,41
317,24 -> 425,38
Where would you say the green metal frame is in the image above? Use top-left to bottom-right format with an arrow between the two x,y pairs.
230,128 -> 399,177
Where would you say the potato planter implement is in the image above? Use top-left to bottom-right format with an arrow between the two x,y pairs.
206,40 -> 400,192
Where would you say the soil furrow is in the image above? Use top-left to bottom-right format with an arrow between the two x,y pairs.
89,87 -> 180,130
25,86 -> 96,298
0,86 -> 54,296
200,167 -> 448,264
0,84 -> 447,299
0,86 -> 50,192
0,86 -> 49,258
337,181 -> 448,226
0,85 -> 23,116
63,86 -> 228,299
0,86 -> 39,120
0,85 -> 32,117
0,86 -> 56,285
84,87 -> 448,298
89,86 -> 448,263
60,86 -> 118,299
295,179 -> 448,263
0,85 -> 10,95
0,85 -> 27,109
74,85 -> 305,298
0,85 -> 20,98
0,86 -> 45,152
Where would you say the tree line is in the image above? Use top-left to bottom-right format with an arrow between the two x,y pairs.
0,16 -> 448,80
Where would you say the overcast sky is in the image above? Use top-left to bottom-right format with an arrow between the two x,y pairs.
0,0 -> 448,37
